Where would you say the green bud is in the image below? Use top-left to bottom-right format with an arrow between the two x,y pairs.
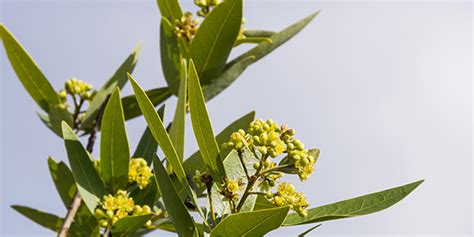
269,150 -> 278,158
258,146 -> 267,155
266,192 -> 274,199
253,162 -> 260,170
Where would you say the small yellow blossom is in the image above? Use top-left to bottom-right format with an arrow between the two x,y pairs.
128,158 -> 153,189
174,12 -> 199,41
270,182 -> 309,217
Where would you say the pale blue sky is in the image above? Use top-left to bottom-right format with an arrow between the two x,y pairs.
1,0 -> 472,236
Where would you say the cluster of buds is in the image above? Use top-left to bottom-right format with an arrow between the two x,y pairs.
59,77 -> 94,103
219,178 -> 244,201
256,159 -> 283,191
194,0 -> 222,17
267,182 -> 309,217
174,12 -> 199,41
95,190 -> 157,228
128,158 -> 153,189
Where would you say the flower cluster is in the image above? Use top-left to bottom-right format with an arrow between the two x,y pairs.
95,190 -> 155,228
194,0 -> 222,17
128,158 -> 153,189
268,182 -> 309,217
219,178 -> 244,201
174,12 -> 199,41
59,77 -> 94,103
224,119 -> 315,180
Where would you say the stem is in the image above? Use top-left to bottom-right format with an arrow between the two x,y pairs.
260,164 -> 291,176
238,150 -> 250,180
248,191 -> 267,195
206,185 -> 216,225
236,158 -> 265,212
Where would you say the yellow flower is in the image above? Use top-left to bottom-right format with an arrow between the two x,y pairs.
128,158 -> 153,189
270,182 -> 309,217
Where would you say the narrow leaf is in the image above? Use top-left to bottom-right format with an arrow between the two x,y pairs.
48,106 -> 74,137
156,0 -> 182,23
169,60 -> 187,161
100,88 -> 130,192
210,206 -> 290,237
188,60 -> 225,181
81,43 -> 141,129
62,122 -> 106,212
153,156 -> 198,237
11,205 -> 63,232
0,24 -> 60,112
298,224 -> 322,237
188,0 -> 243,83
133,105 -> 166,164
243,30 -> 275,38
111,214 -> 153,237
160,18 -> 181,95
122,87 -> 171,121
283,180 -> 424,226
128,74 -> 192,195
69,204 -> 100,237
47,157 -> 77,208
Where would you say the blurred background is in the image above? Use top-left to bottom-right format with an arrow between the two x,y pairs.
1,0 -> 472,236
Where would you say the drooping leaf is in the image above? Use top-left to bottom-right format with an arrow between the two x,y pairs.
100,88 -> 130,192
283,180 -> 424,226
0,24 -> 60,112
160,18 -> 181,95
202,56 -> 255,101
202,12 -> 319,102
153,156 -> 199,237
11,205 -> 63,232
188,0 -> 243,83
111,214 -> 154,237
183,111 -> 255,180
133,105 -> 165,164
129,74 -> 193,197
47,157 -> 77,208
61,122 -> 106,212
81,43 -> 141,129
156,0 -> 182,23
188,60 -> 225,182
169,60 -> 187,164
48,106 -> 74,137
210,206 -> 290,237
122,87 -> 171,121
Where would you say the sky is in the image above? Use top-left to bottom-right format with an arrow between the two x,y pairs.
1,0 -> 472,236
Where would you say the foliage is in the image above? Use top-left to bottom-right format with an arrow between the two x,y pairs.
1,0 -> 423,236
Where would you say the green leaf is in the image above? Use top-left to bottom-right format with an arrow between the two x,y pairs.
169,60 -> 187,162
62,122 -> 106,212
210,206 -> 290,237
11,205 -> 63,232
183,111 -> 255,179
128,74 -> 192,197
203,12 -> 319,102
81,43 -> 141,129
253,194 -> 274,211
160,18 -> 181,95
48,106 -> 74,137
156,0 -> 182,23
47,157 -> 77,208
283,180 -> 424,226
188,0 -> 243,83
130,177 -> 160,207
133,105 -> 166,164
100,88 -> 130,192
111,214 -> 154,237
0,24 -> 60,112
229,11 -> 319,68
153,156 -> 198,237
202,56 -> 255,101
298,224 -> 322,237
122,87 -> 171,121
188,60 -> 226,182
243,30 -> 275,38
